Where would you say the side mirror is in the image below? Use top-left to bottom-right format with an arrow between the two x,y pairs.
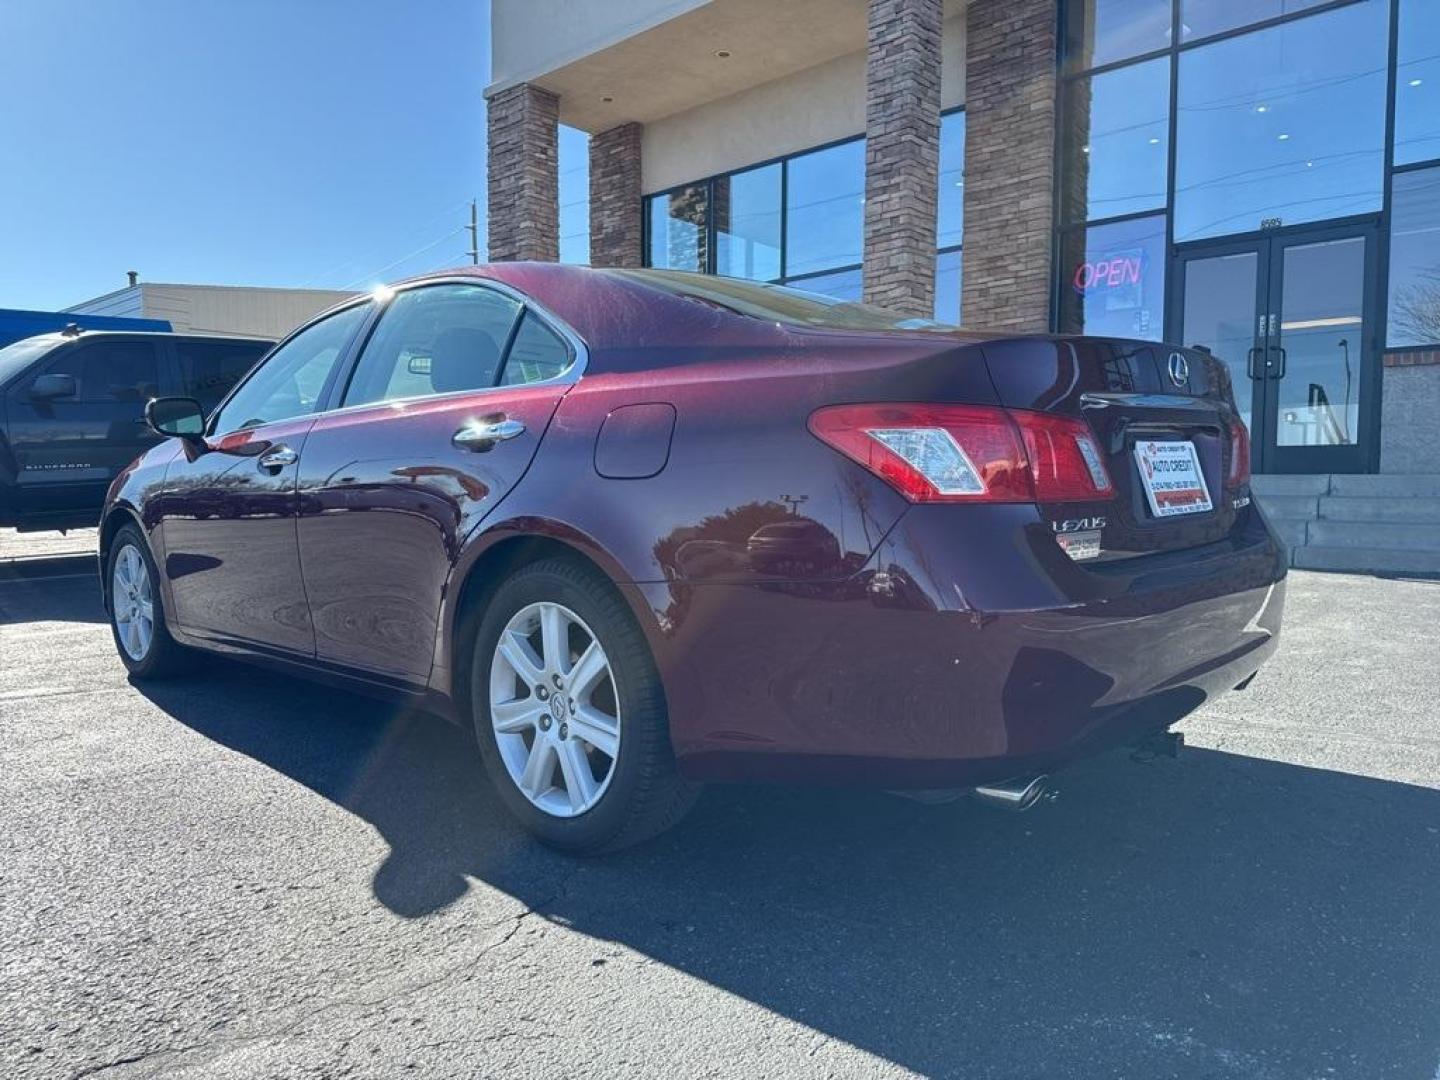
145,396 -> 207,440
30,373 -> 76,400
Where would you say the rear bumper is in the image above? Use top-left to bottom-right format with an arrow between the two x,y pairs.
655,503 -> 1286,786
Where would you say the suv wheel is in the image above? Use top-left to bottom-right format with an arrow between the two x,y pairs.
470,558 -> 699,854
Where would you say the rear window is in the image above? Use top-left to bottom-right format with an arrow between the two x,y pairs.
176,339 -> 269,411
609,269 -> 966,333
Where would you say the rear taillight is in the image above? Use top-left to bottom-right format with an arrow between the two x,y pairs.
809,403 -> 1112,504
1228,419 -> 1251,488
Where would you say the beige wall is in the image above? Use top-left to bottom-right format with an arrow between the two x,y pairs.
642,14 -> 966,193
136,285 -> 355,340
490,0 -> 712,92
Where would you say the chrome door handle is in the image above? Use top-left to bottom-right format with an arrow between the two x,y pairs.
258,446 -> 298,472
453,417 -> 525,452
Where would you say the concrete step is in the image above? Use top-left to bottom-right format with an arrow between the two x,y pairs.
1307,519 -> 1440,552
1318,495 -> 1440,524
1256,493 -> 1320,521
1269,518 -> 1308,549
1252,474 -> 1330,497
1293,545 -> 1440,575
1328,474 -> 1440,498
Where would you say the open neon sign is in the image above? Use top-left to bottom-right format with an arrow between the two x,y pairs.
1073,254 -> 1144,292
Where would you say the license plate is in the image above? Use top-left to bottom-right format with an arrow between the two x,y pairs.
1134,439 -> 1213,518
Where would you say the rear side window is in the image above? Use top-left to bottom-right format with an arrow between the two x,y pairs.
211,303 -> 371,433
341,284 -> 523,407
500,312 -> 572,385
42,341 -> 161,402
175,340 -> 269,412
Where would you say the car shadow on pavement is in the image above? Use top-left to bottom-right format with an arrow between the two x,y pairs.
0,561 -> 106,625
130,655 -> 1440,1078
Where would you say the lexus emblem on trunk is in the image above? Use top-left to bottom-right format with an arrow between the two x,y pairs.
1168,352 -> 1190,388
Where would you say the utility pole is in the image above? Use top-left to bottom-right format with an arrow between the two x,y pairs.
466,199 -> 480,265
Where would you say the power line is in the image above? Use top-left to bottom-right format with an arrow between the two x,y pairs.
342,226 -> 468,290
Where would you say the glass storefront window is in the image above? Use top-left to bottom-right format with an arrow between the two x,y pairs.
934,249 -> 962,324
715,164 -> 782,281
1387,167 -> 1440,348
1396,0 -> 1440,167
1173,0 -> 1388,243
1064,0 -> 1172,72
1058,213 -> 1167,339
1179,0 -> 1330,44
937,111 -> 966,249
647,184 -> 709,272
784,138 -> 864,278
785,267 -> 862,302
1061,56 -> 1169,223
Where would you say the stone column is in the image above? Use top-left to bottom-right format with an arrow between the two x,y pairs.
589,122 -> 644,268
862,0 -> 943,316
961,0 -> 1059,331
486,83 -> 560,262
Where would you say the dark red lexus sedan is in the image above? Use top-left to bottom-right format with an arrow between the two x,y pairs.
101,264 -> 1285,852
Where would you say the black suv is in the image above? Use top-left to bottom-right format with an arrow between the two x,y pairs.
0,328 -> 272,532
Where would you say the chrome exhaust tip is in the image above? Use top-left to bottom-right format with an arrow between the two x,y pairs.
971,774 -> 1051,811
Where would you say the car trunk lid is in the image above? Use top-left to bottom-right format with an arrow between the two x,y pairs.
978,336 -> 1249,560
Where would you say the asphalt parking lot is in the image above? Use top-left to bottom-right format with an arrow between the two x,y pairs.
2,537 -> 1438,1080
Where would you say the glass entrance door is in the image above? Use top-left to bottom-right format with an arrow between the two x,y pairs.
1174,225 -> 1378,474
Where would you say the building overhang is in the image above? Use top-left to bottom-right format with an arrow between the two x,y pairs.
486,0 -> 880,133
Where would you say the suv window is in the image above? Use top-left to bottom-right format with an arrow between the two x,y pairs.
176,339 -> 270,412
341,284 -> 522,407
41,341 -> 161,403
499,311 -> 572,385
211,303 -> 370,433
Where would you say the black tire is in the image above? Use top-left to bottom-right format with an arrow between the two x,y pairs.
469,557 -> 699,854
106,523 -> 194,680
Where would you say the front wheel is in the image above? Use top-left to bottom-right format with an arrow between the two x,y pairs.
470,558 -> 698,854
107,523 -> 193,679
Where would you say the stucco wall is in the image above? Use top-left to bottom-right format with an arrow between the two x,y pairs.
490,0 -> 710,90
642,14 -> 965,193
1381,361 -> 1440,474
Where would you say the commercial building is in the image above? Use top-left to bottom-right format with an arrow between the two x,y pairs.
0,308 -> 170,350
486,0 -> 1440,570
67,280 -> 354,341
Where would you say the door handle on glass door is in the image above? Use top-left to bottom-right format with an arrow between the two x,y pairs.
1268,345 -> 1287,378
258,446 -> 298,472
1247,346 -> 1265,380
453,417 -> 525,452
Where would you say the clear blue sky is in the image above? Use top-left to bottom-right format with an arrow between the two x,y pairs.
0,0 -> 589,311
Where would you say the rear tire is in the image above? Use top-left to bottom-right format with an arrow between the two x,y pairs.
107,523 -> 193,680
470,557 -> 699,854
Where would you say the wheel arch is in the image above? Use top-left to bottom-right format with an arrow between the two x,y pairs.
440,520 -> 665,714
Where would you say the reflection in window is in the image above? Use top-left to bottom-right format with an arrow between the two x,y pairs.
937,111 -> 966,249
1057,214 -> 1166,340
784,139 -> 864,277
1061,57 -> 1169,223
1181,0 -> 1332,44
715,164 -> 782,281
647,185 -> 709,272
1276,236 -> 1365,447
1063,0 -> 1171,72
1174,0 -> 1388,242
1388,168 -> 1440,348
934,249 -> 962,325
786,268 -> 862,302
1396,0 -> 1440,166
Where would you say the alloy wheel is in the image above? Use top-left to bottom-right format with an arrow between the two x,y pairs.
489,601 -> 622,818
112,544 -> 155,662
